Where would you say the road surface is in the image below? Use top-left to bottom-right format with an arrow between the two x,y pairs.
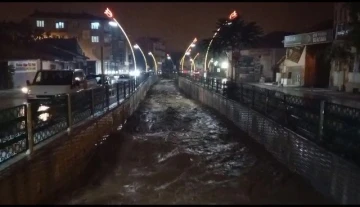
58,79 -> 331,204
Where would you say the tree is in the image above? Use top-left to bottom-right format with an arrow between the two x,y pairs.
213,16 -> 263,52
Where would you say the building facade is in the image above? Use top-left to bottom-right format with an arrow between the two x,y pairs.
279,30 -> 333,87
136,37 -> 166,70
28,11 -> 128,75
329,3 -> 360,92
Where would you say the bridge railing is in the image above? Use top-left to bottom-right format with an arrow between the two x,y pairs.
0,74 -> 152,165
179,74 -> 360,167
179,75 -> 360,204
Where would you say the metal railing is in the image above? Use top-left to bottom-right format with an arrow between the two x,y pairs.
0,74 -> 153,165
180,74 -> 360,167
178,75 -> 360,204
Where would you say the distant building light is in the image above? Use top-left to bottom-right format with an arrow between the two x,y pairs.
91,36 -> 99,43
36,20 -> 44,28
56,22 -> 64,29
91,22 -> 100,30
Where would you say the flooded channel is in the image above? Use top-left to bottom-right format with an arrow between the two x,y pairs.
59,79 -> 331,204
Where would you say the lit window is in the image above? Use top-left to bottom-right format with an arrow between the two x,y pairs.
91,22 -> 100,30
56,22 -> 64,29
91,36 -> 99,43
36,20 -> 44,27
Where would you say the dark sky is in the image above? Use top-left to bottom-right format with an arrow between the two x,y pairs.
0,2 -> 334,52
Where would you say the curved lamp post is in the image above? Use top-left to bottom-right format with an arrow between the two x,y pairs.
203,10 -> 238,78
167,54 -> 175,70
180,38 -> 197,73
104,8 -> 137,72
191,53 -> 200,74
134,44 -> 148,72
148,52 -> 157,74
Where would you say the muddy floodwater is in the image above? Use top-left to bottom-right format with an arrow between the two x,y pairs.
59,79 -> 332,205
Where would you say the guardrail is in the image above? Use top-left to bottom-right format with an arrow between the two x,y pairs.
0,74 -> 152,165
180,74 -> 360,167
178,75 -> 360,204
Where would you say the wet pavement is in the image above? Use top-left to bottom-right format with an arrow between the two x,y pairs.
58,79 -> 332,205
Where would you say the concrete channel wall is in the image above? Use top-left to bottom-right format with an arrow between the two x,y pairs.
0,76 -> 158,204
178,77 -> 360,205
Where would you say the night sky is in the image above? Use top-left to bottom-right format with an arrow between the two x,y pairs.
0,2 -> 333,52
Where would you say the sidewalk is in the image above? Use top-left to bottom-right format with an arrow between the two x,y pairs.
249,83 -> 360,109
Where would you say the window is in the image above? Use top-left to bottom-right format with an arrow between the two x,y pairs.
104,36 -> 111,43
36,20 -> 44,27
91,36 -> 99,43
91,22 -> 100,29
56,22 -> 64,29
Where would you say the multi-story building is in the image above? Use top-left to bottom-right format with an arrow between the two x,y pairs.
329,3 -> 360,92
136,37 -> 166,70
28,10 -> 128,75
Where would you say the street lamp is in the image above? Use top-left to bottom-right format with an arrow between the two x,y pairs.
191,53 -> 200,74
167,54 -> 175,70
134,44 -> 148,72
148,52 -> 158,74
104,8 -> 137,73
203,10 -> 238,77
180,38 -> 197,73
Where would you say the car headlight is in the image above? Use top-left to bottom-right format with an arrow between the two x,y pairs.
21,87 -> 29,94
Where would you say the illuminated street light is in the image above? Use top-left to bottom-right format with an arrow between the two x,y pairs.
104,8 -> 137,73
180,38 -> 197,73
108,21 -> 117,27
204,10 -> 238,77
148,52 -> 158,74
134,44 -> 148,72
221,61 -> 229,69
191,53 -> 200,74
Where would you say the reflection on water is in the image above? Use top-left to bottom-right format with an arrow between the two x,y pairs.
60,79 -> 331,205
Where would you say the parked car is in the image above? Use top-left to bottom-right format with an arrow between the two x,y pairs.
23,69 -> 97,100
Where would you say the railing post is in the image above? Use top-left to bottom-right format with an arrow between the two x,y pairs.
105,85 -> 110,110
318,100 -> 325,142
284,95 -> 288,126
67,94 -> 72,133
123,82 -> 127,98
240,83 -> 244,103
252,86 -> 255,108
26,103 -> 34,155
116,83 -> 120,105
265,89 -> 269,114
211,78 -> 214,90
216,79 -> 219,92
128,80 -> 131,96
90,89 -> 95,116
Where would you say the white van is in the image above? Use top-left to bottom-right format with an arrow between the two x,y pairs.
23,69 -> 98,100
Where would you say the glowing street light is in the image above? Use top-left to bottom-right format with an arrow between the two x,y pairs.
203,10 -> 238,77
180,38 -> 197,73
191,53 -> 199,74
134,44 -> 148,72
104,8 -> 137,73
148,52 -> 158,74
